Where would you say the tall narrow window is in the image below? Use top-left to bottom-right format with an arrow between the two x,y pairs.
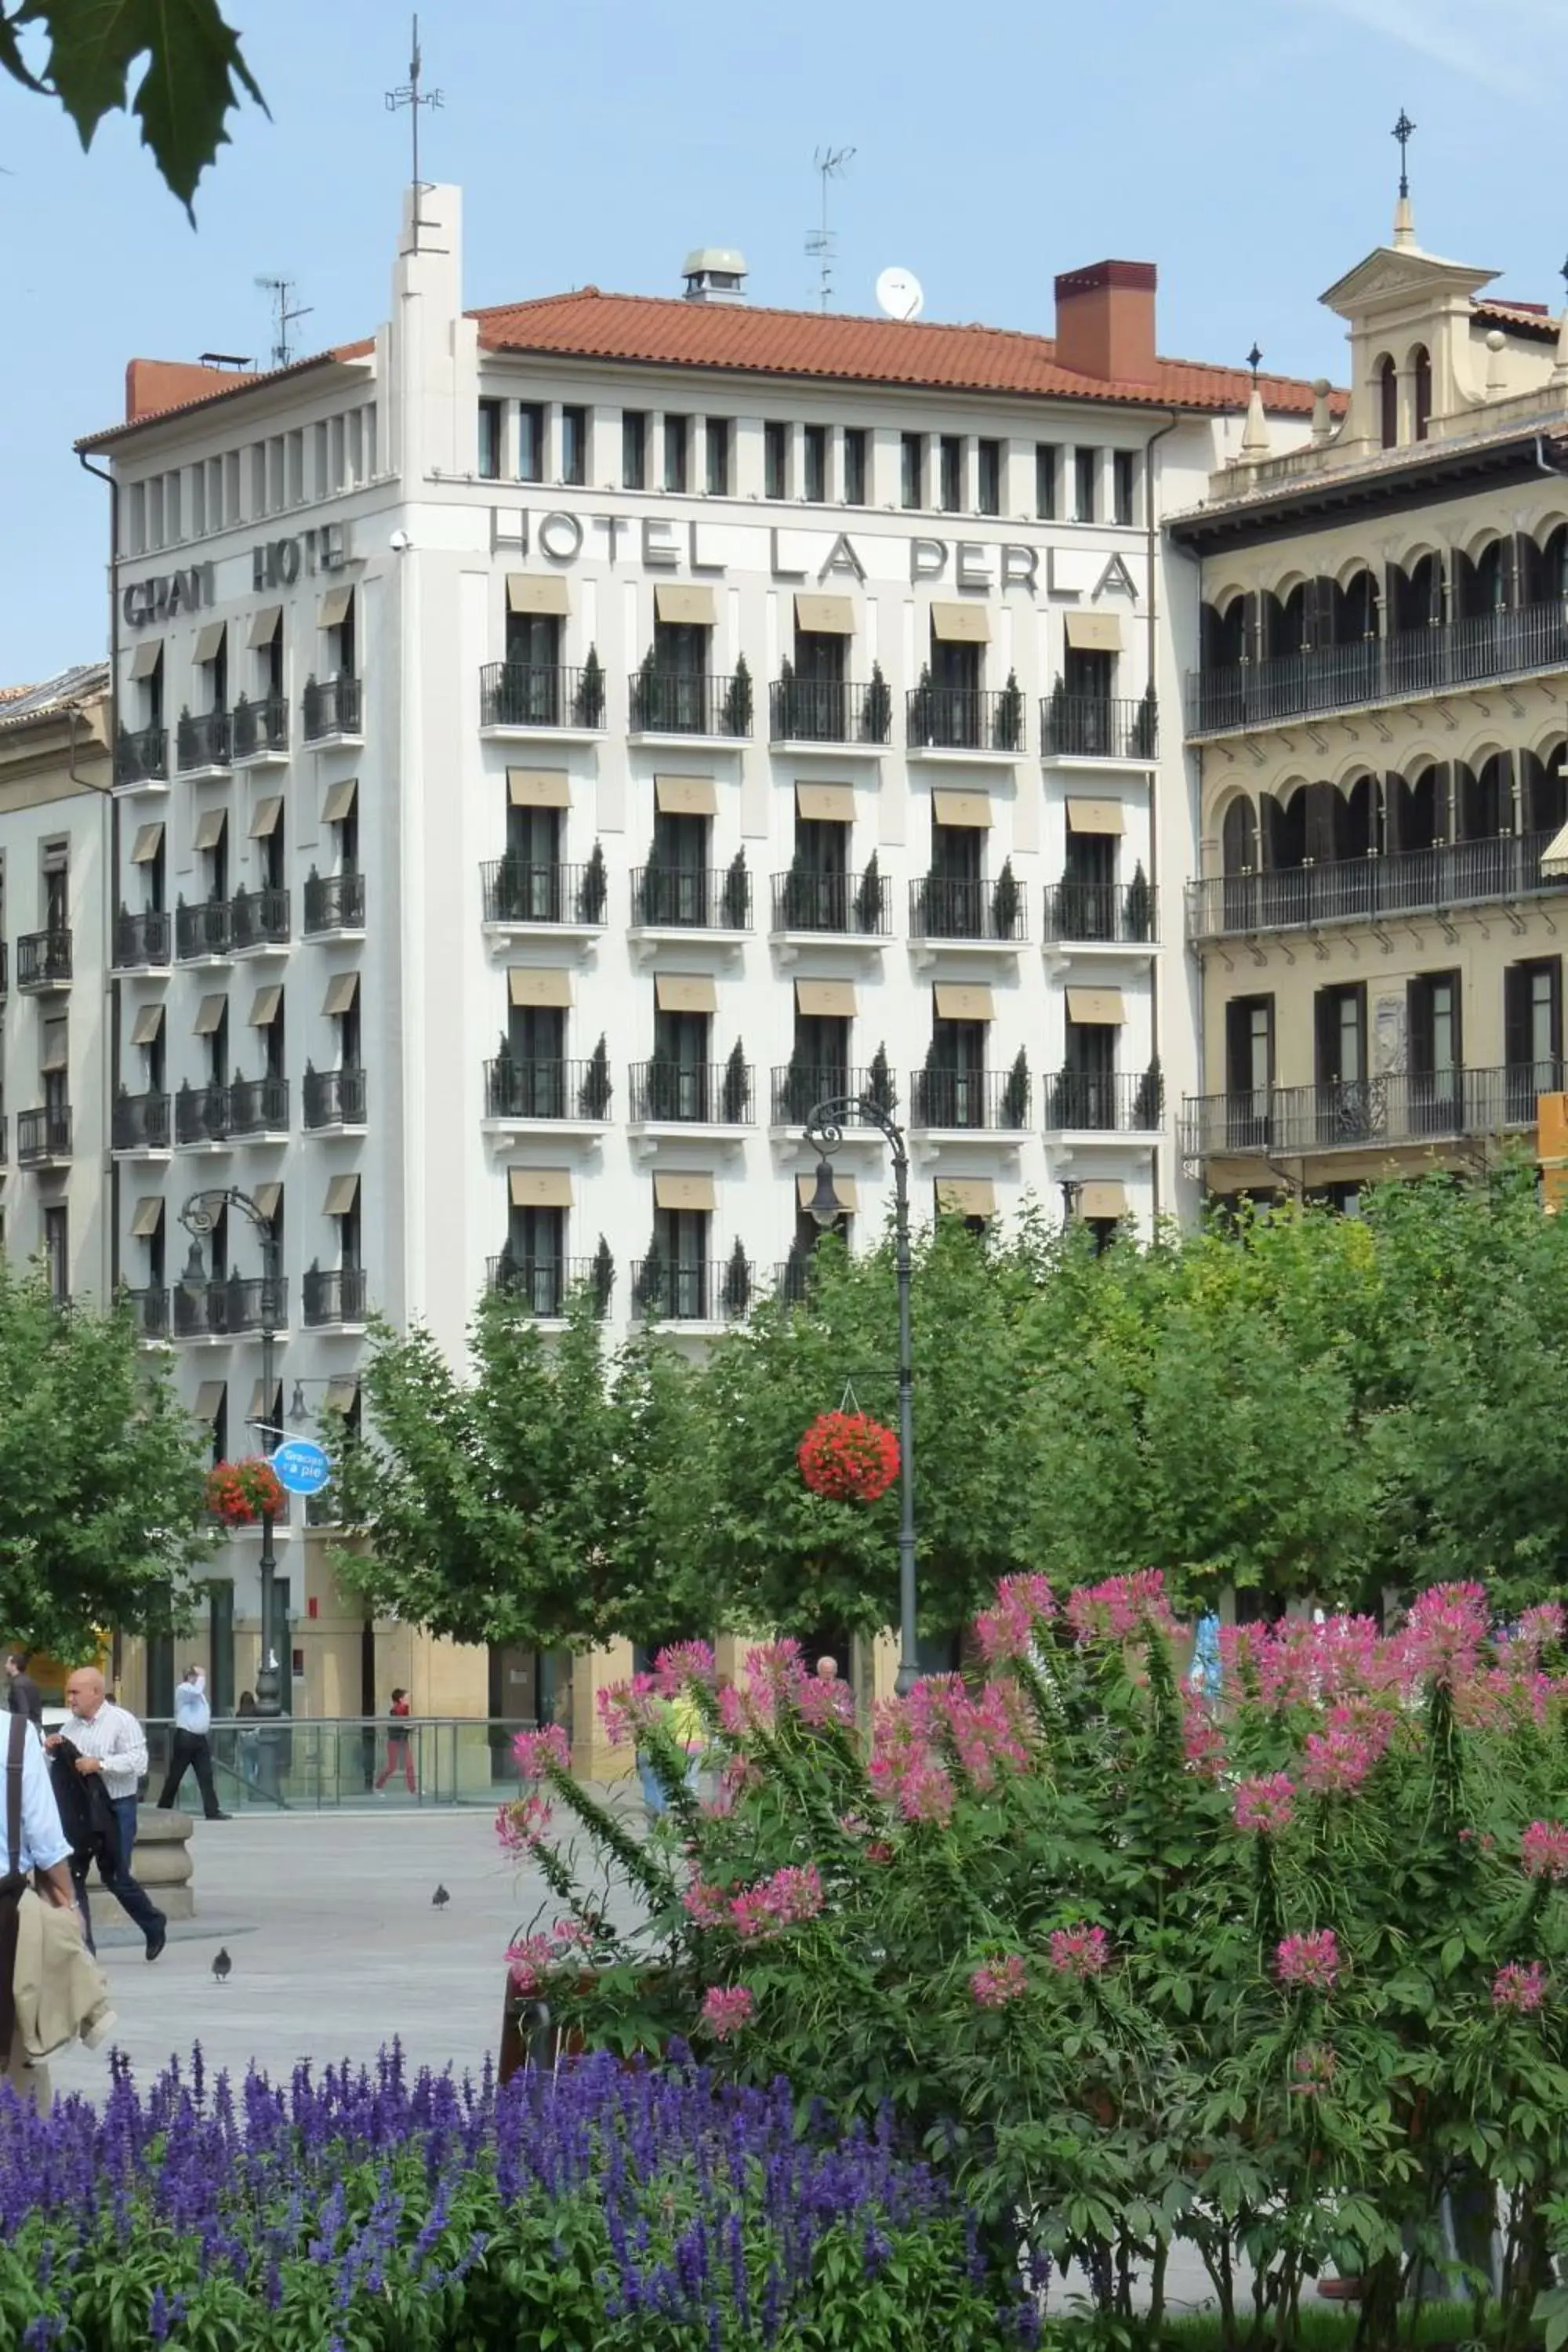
976,439 -> 1001,517
517,401 -> 544,483
764,421 -> 788,500
662,414 -> 689,493
802,423 -> 828,503
1412,345 -> 1432,441
1377,356 -> 1399,451
705,417 -> 731,495
44,1207 -> 68,1305
900,431 -> 924,511
560,405 -> 587,486
939,435 -> 963,513
842,426 -> 867,506
1035,443 -> 1059,520
1113,450 -> 1137,526
622,409 -> 648,490
477,399 -> 502,479
1074,447 -> 1098,523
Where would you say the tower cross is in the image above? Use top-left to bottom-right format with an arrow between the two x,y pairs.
1392,108 -> 1416,200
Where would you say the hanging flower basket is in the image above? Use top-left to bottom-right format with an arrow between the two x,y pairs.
206,1457 -> 285,1527
798,1410 -> 899,1503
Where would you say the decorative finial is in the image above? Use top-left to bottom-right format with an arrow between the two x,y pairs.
1247,343 -> 1263,383
1240,350 -> 1270,461
1392,109 -> 1415,199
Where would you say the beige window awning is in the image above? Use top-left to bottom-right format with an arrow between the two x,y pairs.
129,821 -> 165,863
128,639 -> 164,682
1063,612 -> 1123,652
653,1170 -> 716,1212
507,768 -> 570,809
797,1171 -> 858,1210
325,1376 -> 360,1414
130,1001 -> 165,1048
191,1380 -> 225,1424
1076,1180 -> 1127,1220
248,985 -> 282,1027
795,782 -> 854,822
192,808 -> 227,854
654,773 -> 717,817
794,592 -> 855,635
506,573 -> 571,616
1065,797 -> 1125,835
1542,820 -> 1568,878
795,978 -> 856,1017
508,967 -> 572,1008
193,621 -> 226,665
193,993 -> 227,1036
934,982 -> 995,1022
1066,986 -> 1126,1025
319,584 -> 354,630
321,971 -> 360,1018
654,583 -> 716,626
129,1195 -> 165,1239
251,1181 -> 282,1221
249,1375 -> 282,1427
249,795 -> 283,839
931,789 -> 992,828
936,1178 -> 996,1216
321,778 -> 358,824
325,1172 -> 361,1217
39,1020 -> 68,1073
248,605 -> 281,648
654,972 -> 717,1014
931,601 -> 990,644
509,1167 -> 573,1208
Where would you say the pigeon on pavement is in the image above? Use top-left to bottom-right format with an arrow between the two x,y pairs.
212,1947 -> 232,1983
432,1883 -> 450,1910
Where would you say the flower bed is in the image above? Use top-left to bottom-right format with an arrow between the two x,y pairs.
0,2045 -> 1025,2350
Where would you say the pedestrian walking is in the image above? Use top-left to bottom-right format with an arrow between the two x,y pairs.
0,1711 -> 81,2107
235,1690 -> 262,1789
637,1690 -> 705,1815
4,1652 -> 43,1728
45,1726 -> 118,1955
156,1667 -> 230,1820
51,1669 -> 167,1962
374,1689 -> 417,1793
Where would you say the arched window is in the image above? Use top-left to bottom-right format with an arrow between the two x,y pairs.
1221,797 -> 1258,875
1377,354 -> 1399,450
1411,345 -> 1432,441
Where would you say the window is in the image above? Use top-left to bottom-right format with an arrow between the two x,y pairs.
126,482 -> 147,555
842,426 -> 867,506
939,434 -> 963,514
165,470 -> 182,540
249,444 -> 266,517
255,982 -> 285,1081
1504,959 -> 1563,1113
325,416 -> 345,493
663,413 -> 689,494
560,405 -> 586,486
224,450 -> 241,521
622,409 -> 648,491
147,476 -> 165,549
900,432 -> 924,511
190,465 -> 205,536
1408,971 -> 1461,1126
267,437 -> 285,514
505,1204 -> 565,1314
477,399 -> 502,479
651,1205 -> 710,1317
802,424 -> 827,503
1113,450 -> 1137,526
1074,447 -> 1098,523
705,417 -> 731,496
286,430 -> 304,506
1377,355 -> 1398,451
44,1207 -> 68,1306
1225,996 -> 1274,1099
346,409 -> 364,487
1315,983 -> 1367,1088
764,421 -> 788,501
976,439 -> 1001,517
1412,345 -> 1432,442
517,401 -> 544,483
42,839 -> 68,936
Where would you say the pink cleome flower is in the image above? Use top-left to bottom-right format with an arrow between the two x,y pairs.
681,1880 -> 730,1929
729,1863 -> 825,1941
1522,1820 -> 1568,1882
1065,1568 -> 1177,1647
1399,1582 -> 1490,1688
1300,1719 -> 1389,1798
1276,1929 -> 1339,1993
1290,2043 -> 1337,2098
975,1573 -> 1057,1665
495,1791 -> 553,1853
970,1955 -> 1029,2009
898,1763 -> 956,1827
511,1723 -> 572,1779
1493,1961 -> 1547,2013
505,1917 -> 590,1995
1049,1923 -> 1109,1978
1181,1700 -> 1227,1780
700,1984 -> 754,2041
1233,1773 -> 1296,1837
652,1639 -> 717,1697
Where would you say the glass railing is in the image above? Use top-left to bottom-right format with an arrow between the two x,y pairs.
140,1715 -> 546,1809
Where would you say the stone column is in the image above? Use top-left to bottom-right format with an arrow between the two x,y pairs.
136,1807 -> 195,1920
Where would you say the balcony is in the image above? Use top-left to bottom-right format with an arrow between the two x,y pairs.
909,876 -> 1027,949
483,1057 -> 611,1125
1044,1069 -> 1163,1135
113,908 -> 172,969
1042,880 -> 1158,947
175,1083 -> 233,1149
230,694 -> 289,763
303,1065 -> 368,1132
114,723 -> 169,789
303,1266 -> 369,1327
1186,830 -> 1561,945
1185,603 -> 1568,739
906,685 -> 1024,757
627,669 -> 750,740
478,662 -> 605,734
112,1091 -> 171,1155
629,1061 -> 753,1125
486,1254 -> 610,1317
1041,693 -> 1158,764
1181,1065 -> 1557,1163
770,1065 -> 891,1127
175,900 -> 231,961
16,1107 -> 71,1167
176,708 -> 231,775
909,1067 -> 1031,1133
480,858 -> 605,931
16,931 -> 71,992
768,676 -> 891,750
125,1286 -> 171,1342
176,889 -> 290,961
630,866 -> 751,932
227,1076 -> 290,1140
775,1254 -> 815,1305
630,1258 -> 753,1323
303,870 -> 366,937
173,1274 -> 287,1340
769,869 -> 891,939
302,674 -> 363,744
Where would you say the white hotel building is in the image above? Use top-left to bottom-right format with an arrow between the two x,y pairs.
73,183 -> 1322,1724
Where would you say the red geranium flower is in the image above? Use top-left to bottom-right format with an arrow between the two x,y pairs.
205,1457 -> 285,1526
797,1410 -> 899,1503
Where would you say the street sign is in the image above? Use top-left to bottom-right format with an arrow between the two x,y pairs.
271,1438 -> 332,1496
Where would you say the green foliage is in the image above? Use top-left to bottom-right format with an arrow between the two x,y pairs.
720,1036 -> 750,1122
720,848 -> 749,931
722,652 -> 752,735
863,660 -> 891,743
574,644 -> 605,728
990,855 -> 1020,938
1,0 -> 267,213
579,837 -> 608,921
579,1033 -> 612,1119
996,667 -> 1024,752
866,1039 -> 895,1112
1125,858 -> 1152,942
855,849 -> 884,935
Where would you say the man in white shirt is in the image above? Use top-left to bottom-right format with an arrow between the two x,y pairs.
156,1666 -> 230,1821
53,1669 -> 166,1962
1,1714 -> 78,2106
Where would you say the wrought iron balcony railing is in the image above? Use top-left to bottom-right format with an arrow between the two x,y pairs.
173,1275 -> 287,1338
483,1058 -> 611,1121
1181,1062 -> 1563,1161
486,1254 -> 611,1317
768,677 -> 892,746
16,1106 -> 71,1164
16,931 -> 71,990
227,1076 -> 289,1136
1044,1069 -> 1163,1132
175,1083 -> 231,1147
1186,830 -> 1559,943
303,870 -> 366,935
631,866 -> 752,929
112,1091 -> 171,1152
1041,880 -> 1157,944
770,1065 -> 890,1125
909,875 -> 1027,943
113,908 -> 171,968
480,859 -> 606,927
629,1061 -> 753,1123
630,1258 -> 753,1322
176,709 -> 231,771
627,669 -> 751,738
114,723 -> 168,786
769,869 -> 891,935
479,662 -> 606,731
302,674 -> 362,741
230,695 -> 289,759
125,1286 -> 171,1341
906,685 -> 1025,753
303,1066 -> 368,1131
176,890 -> 289,960
303,1267 -> 369,1327
909,1067 -> 1031,1131
1041,693 -> 1157,760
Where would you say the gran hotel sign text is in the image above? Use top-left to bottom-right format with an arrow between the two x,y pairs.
503,512 -> 1138,604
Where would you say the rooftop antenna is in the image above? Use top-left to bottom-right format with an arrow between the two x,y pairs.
807,145 -> 855,311
387,14 -> 443,254
256,276 -> 312,372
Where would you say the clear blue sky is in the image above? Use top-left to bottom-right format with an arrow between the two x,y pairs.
2,0 -> 1563,681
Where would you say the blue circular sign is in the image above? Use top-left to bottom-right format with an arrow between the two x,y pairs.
272,1439 -> 332,1496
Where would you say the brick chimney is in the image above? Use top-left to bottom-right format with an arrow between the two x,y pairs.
1053,261 -> 1158,386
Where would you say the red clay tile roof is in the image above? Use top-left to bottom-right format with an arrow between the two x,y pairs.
473,287 -> 1331,414
74,340 -> 376,450
1473,298 -> 1559,340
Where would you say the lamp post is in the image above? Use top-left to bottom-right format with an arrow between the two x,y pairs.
179,1186 -> 283,1719
803,1094 -> 920,1697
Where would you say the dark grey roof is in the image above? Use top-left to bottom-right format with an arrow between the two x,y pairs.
0,662 -> 110,731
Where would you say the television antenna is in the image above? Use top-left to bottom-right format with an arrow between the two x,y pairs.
256,276 -> 312,372
387,14 -> 444,253
806,144 -> 855,311
875,266 -> 924,323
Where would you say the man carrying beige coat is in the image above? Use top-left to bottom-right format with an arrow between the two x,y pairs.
1,1711 -> 82,2108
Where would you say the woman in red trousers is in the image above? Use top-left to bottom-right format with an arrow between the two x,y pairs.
375,1689 -> 416,1793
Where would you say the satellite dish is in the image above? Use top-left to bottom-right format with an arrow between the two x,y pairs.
876,266 -> 924,322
